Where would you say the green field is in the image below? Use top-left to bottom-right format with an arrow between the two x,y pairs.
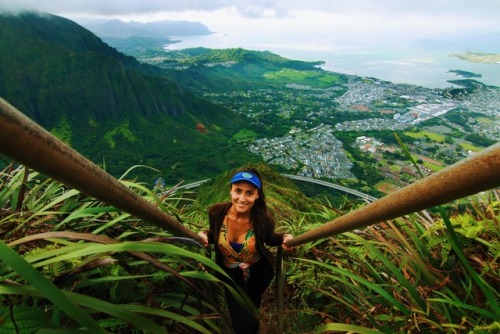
459,142 -> 482,152
232,128 -> 258,141
403,130 -> 445,142
375,180 -> 400,194
263,68 -> 340,88
423,161 -> 444,172
477,117 -> 493,124
389,164 -> 400,172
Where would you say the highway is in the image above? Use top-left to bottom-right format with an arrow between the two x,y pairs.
176,175 -> 377,202
281,174 -> 377,202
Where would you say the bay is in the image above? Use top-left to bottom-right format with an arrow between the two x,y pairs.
164,31 -> 500,89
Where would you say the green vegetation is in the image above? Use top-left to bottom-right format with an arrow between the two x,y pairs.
263,68 -> 341,88
441,79 -> 488,99
232,128 -> 259,141
162,47 -> 336,92
448,69 -> 482,78
0,12 -> 255,180
374,180 -> 399,193
171,47 -> 324,70
422,160 -> 445,172
4,12 -> 494,197
103,121 -> 137,148
1,162 -> 498,333
50,118 -> 73,144
459,142 -> 482,152
403,130 -> 446,143
1,15 -> 498,332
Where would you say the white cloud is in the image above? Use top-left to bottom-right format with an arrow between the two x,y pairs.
2,0 -> 499,20
1,0 -> 498,51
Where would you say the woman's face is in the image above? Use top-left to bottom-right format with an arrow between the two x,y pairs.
230,181 -> 260,214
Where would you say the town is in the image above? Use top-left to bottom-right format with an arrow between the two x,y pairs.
201,75 -> 499,192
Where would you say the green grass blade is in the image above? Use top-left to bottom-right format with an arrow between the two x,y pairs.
0,240 -> 105,333
34,189 -> 80,214
439,207 -> 500,317
0,284 -> 167,333
394,132 -> 425,178
315,323 -> 382,333
61,206 -> 121,223
298,258 -> 410,315
429,297 -> 496,319
92,213 -> 131,234
345,232 -> 427,311
121,304 -> 212,334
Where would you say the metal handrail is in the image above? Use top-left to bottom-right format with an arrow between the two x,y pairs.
286,142 -> 500,248
0,97 -> 201,241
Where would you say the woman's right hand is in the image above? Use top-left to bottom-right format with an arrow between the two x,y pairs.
198,231 -> 209,247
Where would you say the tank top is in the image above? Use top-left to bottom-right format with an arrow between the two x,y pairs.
218,215 -> 261,280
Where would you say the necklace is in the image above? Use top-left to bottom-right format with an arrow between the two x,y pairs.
226,212 -> 251,229
227,214 -> 247,224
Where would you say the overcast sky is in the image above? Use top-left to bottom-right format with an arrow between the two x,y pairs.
1,0 -> 499,39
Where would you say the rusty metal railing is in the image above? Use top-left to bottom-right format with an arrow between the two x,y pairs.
285,142 -> 500,248
2,94 -> 499,251
0,97 -> 201,241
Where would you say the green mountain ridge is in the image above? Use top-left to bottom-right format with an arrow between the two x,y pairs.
162,47 -> 331,91
0,12 -> 256,179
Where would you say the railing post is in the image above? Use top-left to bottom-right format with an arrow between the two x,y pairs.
0,97 -> 201,241
275,246 -> 284,334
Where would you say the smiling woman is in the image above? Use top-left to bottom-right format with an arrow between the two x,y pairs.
197,167 -> 294,334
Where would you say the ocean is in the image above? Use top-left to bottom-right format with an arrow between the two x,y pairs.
163,31 -> 500,89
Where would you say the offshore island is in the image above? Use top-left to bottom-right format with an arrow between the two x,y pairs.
450,51 -> 500,64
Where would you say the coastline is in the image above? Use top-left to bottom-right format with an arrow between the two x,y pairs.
163,33 -> 500,89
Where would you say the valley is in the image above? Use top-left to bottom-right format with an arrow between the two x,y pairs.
1,13 -> 498,198
74,33 -> 500,196
132,45 -> 498,196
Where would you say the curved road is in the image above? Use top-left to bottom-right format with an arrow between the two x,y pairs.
281,174 -> 377,202
177,174 -> 377,202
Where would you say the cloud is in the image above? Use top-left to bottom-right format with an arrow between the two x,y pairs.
2,0 -> 500,20
1,0 -> 498,46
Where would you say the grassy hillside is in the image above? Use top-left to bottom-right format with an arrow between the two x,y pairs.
156,47 -> 342,91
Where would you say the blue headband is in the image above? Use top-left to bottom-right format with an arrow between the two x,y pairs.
230,171 -> 262,189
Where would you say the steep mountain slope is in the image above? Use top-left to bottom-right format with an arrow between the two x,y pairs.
0,12 -> 256,180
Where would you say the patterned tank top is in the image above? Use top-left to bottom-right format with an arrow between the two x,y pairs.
218,215 -> 261,281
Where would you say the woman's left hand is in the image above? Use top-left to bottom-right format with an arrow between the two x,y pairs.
282,233 -> 295,251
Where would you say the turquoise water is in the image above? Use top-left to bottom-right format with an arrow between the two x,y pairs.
164,32 -> 500,89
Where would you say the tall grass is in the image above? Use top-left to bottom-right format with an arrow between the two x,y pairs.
1,163 -> 498,333
283,190 -> 499,333
0,164 -> 239,333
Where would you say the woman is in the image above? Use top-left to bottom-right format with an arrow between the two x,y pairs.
198,168 -> 294,333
